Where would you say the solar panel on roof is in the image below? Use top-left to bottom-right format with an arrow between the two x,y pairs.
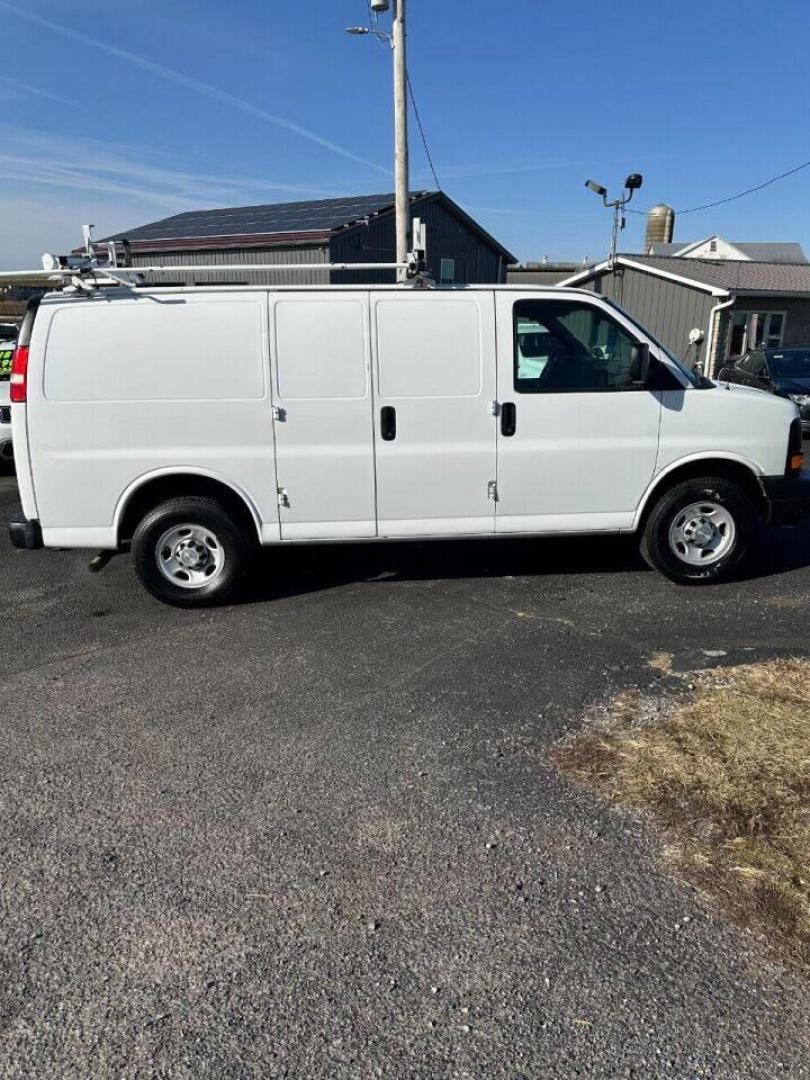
104,192 -> 434,244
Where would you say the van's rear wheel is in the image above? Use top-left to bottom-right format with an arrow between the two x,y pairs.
132,496 -> 251,607
640,476 -> 755,584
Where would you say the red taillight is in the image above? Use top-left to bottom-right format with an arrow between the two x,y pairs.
9,345 -> 29,403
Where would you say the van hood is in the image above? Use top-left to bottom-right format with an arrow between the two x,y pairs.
708,379 -> 797,419
658,376 -> 799,479
712,378 -> 783,401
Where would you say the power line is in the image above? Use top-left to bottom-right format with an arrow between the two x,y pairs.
628,156 -> 810,216
406,71 -> 441,191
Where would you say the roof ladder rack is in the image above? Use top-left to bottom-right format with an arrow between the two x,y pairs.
0,219 -> 431,291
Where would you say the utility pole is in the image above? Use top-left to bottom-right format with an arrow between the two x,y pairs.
609,199 -> 622,267
347,0 -> 410,281
392,0 -> 409,281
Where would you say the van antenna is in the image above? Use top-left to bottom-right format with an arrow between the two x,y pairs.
81,225 -> 95,258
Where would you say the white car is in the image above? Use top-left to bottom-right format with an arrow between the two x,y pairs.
0,327 -> 17,465
8,284 -> 810,606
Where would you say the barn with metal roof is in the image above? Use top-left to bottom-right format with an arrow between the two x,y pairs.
101,191 -> 515,286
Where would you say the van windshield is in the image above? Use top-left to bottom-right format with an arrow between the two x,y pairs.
600,298 -> 701,387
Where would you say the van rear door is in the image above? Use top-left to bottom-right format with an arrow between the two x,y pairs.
31,292 -> 271,548
371,291 -> 497,536
269,292 -> 376,540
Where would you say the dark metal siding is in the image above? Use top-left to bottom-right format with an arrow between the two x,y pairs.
329,195 -> 506,285
129,244 -> 329,285
328,215 -> 397,285
419,197 -> 504,284
584,266 -> 717,368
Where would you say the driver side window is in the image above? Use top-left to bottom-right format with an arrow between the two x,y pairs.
513,299 -> 641,393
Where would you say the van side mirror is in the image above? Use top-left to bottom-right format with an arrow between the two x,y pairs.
629,342 -> 650,385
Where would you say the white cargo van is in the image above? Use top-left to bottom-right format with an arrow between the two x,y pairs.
8,284 -> 810,606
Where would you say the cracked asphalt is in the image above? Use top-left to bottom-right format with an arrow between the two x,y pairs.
2,470 -> 810,1078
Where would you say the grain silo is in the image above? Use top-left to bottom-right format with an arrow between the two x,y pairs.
644,205 -> 675,252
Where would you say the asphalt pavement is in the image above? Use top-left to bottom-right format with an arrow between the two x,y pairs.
2,470 -> 810,1079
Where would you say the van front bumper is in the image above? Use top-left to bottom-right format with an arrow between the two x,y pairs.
761,475 -> 810,526
9,512 -> 43,549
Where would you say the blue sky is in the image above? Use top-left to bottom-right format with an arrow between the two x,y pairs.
1,0 -> 809,269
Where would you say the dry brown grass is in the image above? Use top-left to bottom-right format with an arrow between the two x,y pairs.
553,658 -> 810,970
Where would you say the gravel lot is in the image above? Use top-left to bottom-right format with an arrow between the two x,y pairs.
2,470 -> 810,1079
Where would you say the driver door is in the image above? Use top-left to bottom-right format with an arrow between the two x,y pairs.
494,294 -> 662,533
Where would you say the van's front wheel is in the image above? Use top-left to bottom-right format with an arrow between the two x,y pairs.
640,476 -> 756,584
132,496 -> 251,607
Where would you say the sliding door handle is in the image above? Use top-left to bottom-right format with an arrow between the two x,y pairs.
501,401 -> 516,437
380,405 -> 397,441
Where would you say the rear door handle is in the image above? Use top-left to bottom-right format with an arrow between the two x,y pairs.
501,401 -> 516,437
380,405 -> 397,441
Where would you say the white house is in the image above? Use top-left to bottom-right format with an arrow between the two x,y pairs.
649,236 -> 807,263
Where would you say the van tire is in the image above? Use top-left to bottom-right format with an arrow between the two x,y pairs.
132,496 -> 251,607
640,476 -> 755,585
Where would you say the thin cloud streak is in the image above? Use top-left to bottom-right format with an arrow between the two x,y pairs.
0,1 -> 388,175
0,126 -> 347,210
0,75 -> 78,108
0,123 -> 336,196
413,152 -> 681,184
0,163 -> 196,211
0,158 -> 331,210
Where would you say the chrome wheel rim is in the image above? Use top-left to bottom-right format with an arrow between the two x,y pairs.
668,500 -> 736,567
156,523 -> 225,589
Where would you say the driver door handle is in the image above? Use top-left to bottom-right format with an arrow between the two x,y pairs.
380,405 -> 397,441
501,401 -> 516,437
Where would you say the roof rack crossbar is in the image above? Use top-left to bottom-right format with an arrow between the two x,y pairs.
0,262 -> 411,278
95,262 -> 414,275
0,219 -> 429,288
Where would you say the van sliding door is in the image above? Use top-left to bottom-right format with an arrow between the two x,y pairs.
269,293 -> 376,540
371,292 -> 497,536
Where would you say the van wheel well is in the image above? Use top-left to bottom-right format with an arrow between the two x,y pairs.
117,475 -> 259,547
639,460 -> 766,530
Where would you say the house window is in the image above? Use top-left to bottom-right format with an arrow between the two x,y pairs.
727,310 -> 786,357
439,258 -> 455,284
765,312 -> 784,347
